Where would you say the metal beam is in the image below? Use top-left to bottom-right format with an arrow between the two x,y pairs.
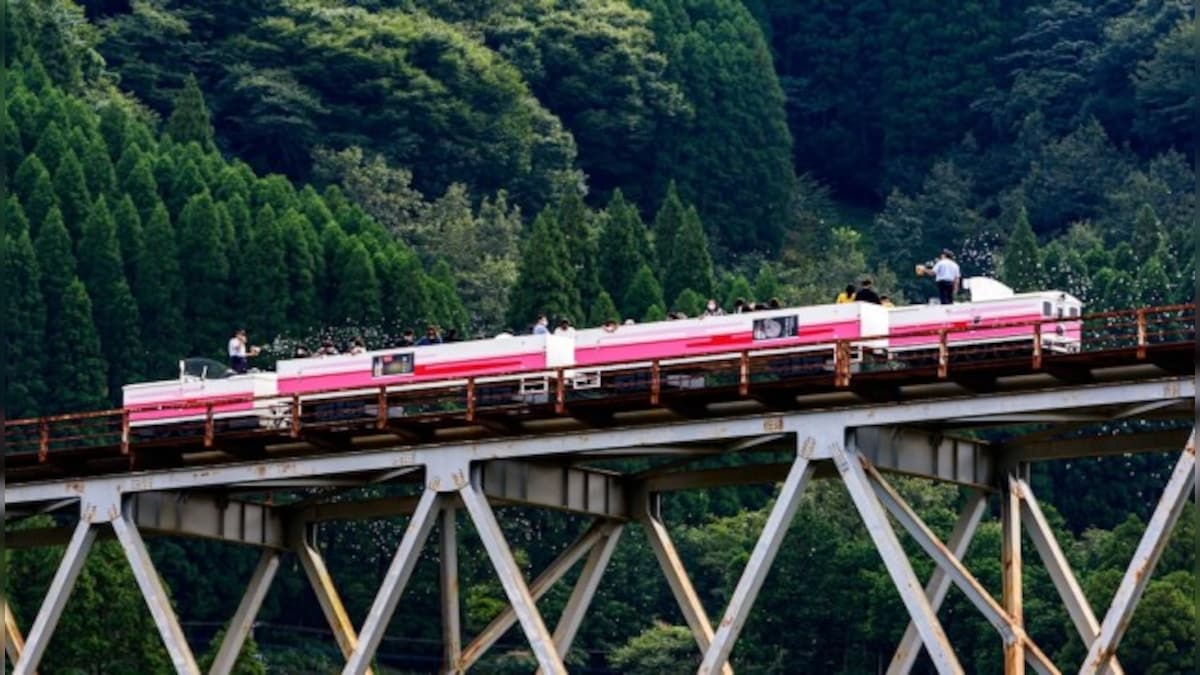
110,514 -> 200,674
852,427 -> 993,486
887,491 -> 987,675
344,488 -> 440,675
833,440 -> 963,675
295,539 -> 372,674
439,504 -> 461,675
130,492 -> 286,549
479,461 -> 627,519
1017,479 -> 1124,675
866,467 -> 1058,675
209,551 -> 281,675
8,378 -> 1190,506
641,502 -> 733,675
699,455 -> 815,674
459,521 -> 607,670
459,471 -> 565,674
4,602 -> 27,669
542,524 -> 624,674
13,521 -> 96,675
1080,431 -> 1195,674
1000,472 -> 1024,675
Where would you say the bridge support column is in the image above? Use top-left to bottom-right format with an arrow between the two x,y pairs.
111,512 -> 201,674
865,465 -> 1058,675
343,488 -> 440,675
297,536 -> 373,675
209,550 -> 281,675
5,600 -> 28,670
459,520 -> 610,670
545,522 -> 622,666
439,505 -> 461,675
14,520 -> 96,675
1080,430 -> 1195,674
833,438 -> 964,675
459,466 -> 565,674
887,490 -> 987,675
698,454 -> 814,674
641,497 -> 732,675
1000,471 -> 1024,675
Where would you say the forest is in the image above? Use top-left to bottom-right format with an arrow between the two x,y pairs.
2,0 -> 1195,672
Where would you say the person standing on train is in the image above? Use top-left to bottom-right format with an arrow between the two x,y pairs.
854,278 -> 881,304
835,284 -> 856,303
228,328 -> 260,373
703,299 -> 725,316
532,314 -> 549,335
554,318 -> 576,337
933,249 -> 960,304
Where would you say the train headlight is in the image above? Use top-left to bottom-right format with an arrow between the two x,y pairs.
1055,324 -> 1065,336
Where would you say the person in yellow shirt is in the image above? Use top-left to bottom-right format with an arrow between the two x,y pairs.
835,284 -> 856,303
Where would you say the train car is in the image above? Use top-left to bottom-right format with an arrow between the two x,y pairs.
122,358 -> 283,432
573,302 -> 889,367
885,277 -> 1083,356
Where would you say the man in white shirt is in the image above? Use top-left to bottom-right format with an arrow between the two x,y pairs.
932,250 -> 961,305
228,329 -> 249,373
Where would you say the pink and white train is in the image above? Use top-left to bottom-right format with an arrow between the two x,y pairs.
121,277 -> 1082,430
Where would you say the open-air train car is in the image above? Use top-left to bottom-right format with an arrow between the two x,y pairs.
122,278 -> 1085,429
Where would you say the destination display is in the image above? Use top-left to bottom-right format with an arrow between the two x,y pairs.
372,352 -> 415,377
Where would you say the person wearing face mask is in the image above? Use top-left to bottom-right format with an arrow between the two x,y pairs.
532,314 -> 549,335
703,299 -> 725,317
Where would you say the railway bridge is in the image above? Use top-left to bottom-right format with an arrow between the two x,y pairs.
3,304 -> 1196,674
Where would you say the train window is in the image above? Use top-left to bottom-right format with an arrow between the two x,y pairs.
1042,301 -> 1052,317
372,352 -> 414,377
1069,307 -> 1079,317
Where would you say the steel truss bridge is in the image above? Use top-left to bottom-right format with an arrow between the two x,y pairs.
3,304 -> 1196,675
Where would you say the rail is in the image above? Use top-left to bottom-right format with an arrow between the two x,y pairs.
5,303 -> 1193,463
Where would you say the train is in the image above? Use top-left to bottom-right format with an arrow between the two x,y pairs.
122,277 -> 1082,431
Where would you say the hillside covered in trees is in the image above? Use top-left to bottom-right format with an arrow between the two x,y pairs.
3,0 -> 1195,673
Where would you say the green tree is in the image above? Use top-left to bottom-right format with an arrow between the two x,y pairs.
720,272 -> 754,310
652,181 -> 686,261
278,208 -> 320,334
1129,203 -> 1167,263
197,627 -> 268,675
165,73 -> 215,149
52,148 -> 91,240
32,120 -> 68,175
242,205 -> 288,338
34,206 -> 76,320
1000,206 -> 1043,292
5,228 -> 48,416
121,155 -> 161,223
672,288 -> 704,316
82,134 -> 118,199
598,190 -> 650,304
753,263 -> 779,304
47,278 -> 109,412
637,0 -> 796,250
112,194 -> 145,292
14,154 -> 57,230
137,202 -> 186,377
610,622 -> 699,675
330,238 -> 383,326
508,210 -> 580,329
78,196 -> 144,400
663,206 -> 715,301
177,191 -> 230,356
588,290 -> 621,326
622,264 -> 665,321
167,158 -> 208,218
